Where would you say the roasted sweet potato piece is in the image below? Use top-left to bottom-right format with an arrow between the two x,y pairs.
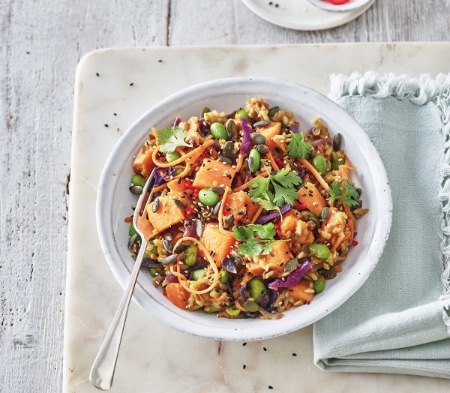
257,122 -> 281,148
298,182 -> 326,216
223,191 -> 259,224
201,223 -> 236,268
146,195 -> 186,233
192,159 -> 236,189
289,281 -> 314,303
133,146 -> 155,178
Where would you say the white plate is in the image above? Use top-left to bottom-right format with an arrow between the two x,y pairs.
96,76 -> 392,341
241,0 -> 375,31
306,0 -> 375,13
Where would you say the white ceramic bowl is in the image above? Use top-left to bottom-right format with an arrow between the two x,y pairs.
97,77 -> 392,341
306,0 -> 375,13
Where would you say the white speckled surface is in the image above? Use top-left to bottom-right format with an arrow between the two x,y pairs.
64,43 -> 450,393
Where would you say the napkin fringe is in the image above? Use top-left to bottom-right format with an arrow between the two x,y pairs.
330,72 -> 450,333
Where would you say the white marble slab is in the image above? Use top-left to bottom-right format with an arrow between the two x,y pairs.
64,43 -> 450,393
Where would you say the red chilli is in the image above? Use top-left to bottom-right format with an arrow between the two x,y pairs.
351,239 -> 359,247
294,202 -> 307,211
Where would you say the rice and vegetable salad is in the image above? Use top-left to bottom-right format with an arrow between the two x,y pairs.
126,98 -> 368,319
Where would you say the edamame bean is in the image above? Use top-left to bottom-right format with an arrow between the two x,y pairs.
192,268 -> 207,281
219,269 -> 229,284
249,148 -> 261,173
165,151 -> 181,162
313,275 -> 325,293
149,267 -> 158,277
331,157 -> 345,170
210,123 -> 228,140
204,305 -> 220,313
309,243 -> 331,260
249,278 -> 266,300
226,307 -> 241,317
184,245 -> 197,266
198,188 -> 220,206
243,299 -> 259,312
131,174 -> 146,187
236,108 -> 249,119
313,155 -> 327,175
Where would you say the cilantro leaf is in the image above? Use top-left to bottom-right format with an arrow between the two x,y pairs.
329,180 -> 360,207
156,126 -> 191,153
287,132 -> 312,159
248,168 -> 302,210
232,223 -> 276,257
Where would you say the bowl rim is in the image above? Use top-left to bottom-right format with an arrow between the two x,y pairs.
96,76 -> 392,341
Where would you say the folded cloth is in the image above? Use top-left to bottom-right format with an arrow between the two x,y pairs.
313,72 -> 450,379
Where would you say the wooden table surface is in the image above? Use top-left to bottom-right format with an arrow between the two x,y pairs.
1,0 -> 449,391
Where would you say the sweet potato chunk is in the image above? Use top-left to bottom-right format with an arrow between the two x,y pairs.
298,182 -> 326,216
133,146 -> 155,178
289,281 -> 314,303
146,195 -> 186,234
260,241 -> 292,266
223,191 -> 259,224
192,159 -> 236,189
201,223 -> 236,268
257,122 -> 281,148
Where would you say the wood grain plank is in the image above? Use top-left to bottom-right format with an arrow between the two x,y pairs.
0,1 -> 168,392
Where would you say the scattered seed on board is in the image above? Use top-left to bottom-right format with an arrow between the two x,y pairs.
152,197 -> 160,212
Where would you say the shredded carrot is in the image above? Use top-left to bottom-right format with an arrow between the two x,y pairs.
169,237 -> 220,294
266,150 -> 280,171
218,187 -> 235,237
332,233 -> 346,252
300,158 -> 329,191
343,204 -> 355,242
234,154 -> 244,176
152,138 -> 214,167
272,135 -> 287,154
334,265 -> 343,273
233,172 -> 269,192
250,205 -> 263,224
234,299 -> 247,312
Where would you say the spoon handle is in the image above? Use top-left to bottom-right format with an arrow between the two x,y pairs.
89,239 -> 148,390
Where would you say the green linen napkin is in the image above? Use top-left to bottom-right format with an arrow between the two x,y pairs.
313,72 -> 450,378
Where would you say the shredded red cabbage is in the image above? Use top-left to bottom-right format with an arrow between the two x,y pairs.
312,137 -> 332,147
173,115 -> 181,127
240,119 -> 253,154
268,261 -> 312,290
289,123 -> 300,133
183,221 -> 197,238
142,257 -> 159,268
256,204 -> 291,224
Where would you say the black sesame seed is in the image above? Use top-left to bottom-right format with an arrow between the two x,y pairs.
158,59 -> 163,63
268,386 -> 274,390
96,72 -> 99,77
129,82 -> 134,86
104,124 -> 109,128
243,364 -> 246,369
26,51 -> 30,54
263,347 -> 267,351
275,3 -> 279,8
292,353 -> 297,356
242,342 -> 247,346
113,113 -> 117,116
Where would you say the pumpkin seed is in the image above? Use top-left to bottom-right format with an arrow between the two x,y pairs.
164,233 -> 173,241
333,133 -> 342,151
268,106 -> 279,118
211,187 -> 225,195
127,234 -> 139,250
249,148 -> 261,173
253,120 -> 270,128
212,201 -> 221,215
223,215 -> 234,229
284,258 -> 299,273
321,207 -> 329,220
173,243 -> 187,254
251,133 -> 266,145
225,119 -> 236,139
195,219 -> 204,237
173,198 -> 185,209
163,239 -> 173,253
129,185 -> 143,195
255,144 -> 269,154
243,299 -> 259,312
152,197 -> 160,213
231,251 -> 244,265
161,254 -> 178,265
201,106 -> 210,117
222,140 -> 235,159
218,155 -> 232,164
